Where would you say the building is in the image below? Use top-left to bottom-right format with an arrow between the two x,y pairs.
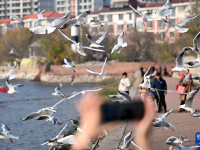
137,0 -> 166,3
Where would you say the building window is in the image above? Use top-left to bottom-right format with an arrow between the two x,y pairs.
147,21 -> 153,29
127,24 -> 133,30
79,6 -> 82,9
89,0 -> 91,2
84,0 -> 87,2
84,5 -> 87,9
108,25 -> 113,32
89,5 -> 91,9
147,10 -> 152,14
178,6 -> 185,12
171,7 -> 176,16
169,19 -> 175,28
107,15 -> 112,21
79,0 -> 82,2
137,21 -> 143,29
100,15 -> 104,21
158,20 -> 164,29
129,13 -> 132,20
119,14 -> 123,20
93,17 -> 97,20
118,24 -> 123,31
92,27 -> 97,33
170,32 -> 174,38
35,8 -> 38,11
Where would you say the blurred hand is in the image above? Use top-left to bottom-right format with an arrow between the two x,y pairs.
164,92 -> 167,95
121,82 -> 124,86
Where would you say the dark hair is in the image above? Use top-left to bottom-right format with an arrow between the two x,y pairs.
122,72 -> 127,76
187,69 -> 189,73
156,72 -> 161,76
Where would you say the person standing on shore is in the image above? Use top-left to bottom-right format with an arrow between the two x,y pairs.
118,72 -> 131,94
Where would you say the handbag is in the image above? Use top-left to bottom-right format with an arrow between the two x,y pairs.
177,85 -> 185,94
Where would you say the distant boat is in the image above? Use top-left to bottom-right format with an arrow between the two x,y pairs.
0,85 -> 8,93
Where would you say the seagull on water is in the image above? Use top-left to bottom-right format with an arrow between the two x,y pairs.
36,115 -> 62,125
166,135 -> 188,144
152,109 -> 176,131
86,57 -> 107,77
129,5 -> 162,26
171,49 -> 188,73
111,32 -> 127,54
0,63 -> 17,80
162,15 -> 199,33
0,123 -> 19,143
10,15 -> 22,21
62,58 -> 77,73
153,0 -> 172,19
52,87 -> 65,98
89,20 -> 105,27
165,141 -> 200,150
33,10 -> 47,27
41,122 -> 68,149
179,86 -> 200,113
58,29 -> 105,57
86,30 -> 108,48
5,79 -> 23,97
139,66 -> 154,90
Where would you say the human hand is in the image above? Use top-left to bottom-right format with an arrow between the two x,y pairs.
121,83 -> 124,86
164,92 -> 167,95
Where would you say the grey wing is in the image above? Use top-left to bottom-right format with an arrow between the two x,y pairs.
179,15 -> 199,27
165,141 -> 181,149
123,132 -> 132,147
5,79 -> 12,89
38,10 -> 45,19
176,50 -> 187,67
192,76 -> 200,80
185,89 -> 199,107
129,5 -> 143,16
185,146 -> 200,150
64,58 -> 73,66
144,66 -> 151,77
160,109 -> 173,121
118,32 -> 124,45
52,98 -> 67,109
91,139 -> 100,150
22,112 -> 41,121
58,122 -> 68,136
13,84 -> 23,88
166,136 -> 178,142
86,68 -> 99,74
36,115 -> 49,120
96,30 -> 108,44
86,33 -> 95,43
131,140 -> 142,150
193,32 -> 200,48
58,29 -> 77,44
55,87 -> 61,93
81,46 -> 105,52
50,14 -> 68,27
6,63 -> 17,76
2,123 -> 11,132
49,146 -> 57,150
71,119 -> 78,128
118,90 -> 131,101
60,18 -> 78,29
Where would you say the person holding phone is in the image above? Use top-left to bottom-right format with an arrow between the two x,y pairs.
118,72 -> 131,94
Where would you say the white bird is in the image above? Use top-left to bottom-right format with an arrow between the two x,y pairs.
109,95 -> 127,103
86,31 -> 108,48
71,119 -> 85,133
165,141 -> 200,150
129,5 -> 162,26
139,66 -> 154,90
192,112 -> 200,119
57,135 -> 76,145
5,79 -> 23,97
111,32 -> 127,54
171,49 -> 188,73
152,109 -> 176,131
166,135 -> 188,144
36,115 -> 62,125
192,75 -> 200,82
89,20 -> 105,27
58,29 -> 105,57
62,58 -> 77,73
0,123 -> 19,143
59,18 -> 81,29
10,15 -> 22,21
162,15 -> 199,33
52,87 -> 65,98
9,49 -> 14,54
179,86 -> 200,113
118,90 -> 132,102
49,14 -> 68,27
59,82 -> 63,87
86,57 -> 107,76
75,10 -> 91,24
41,122 -> 68,150
33,10 -> 47,27
153,0 -> 172,18
29,22 -> 56,34
91,139 -> 100,150
0,64 -> 17,80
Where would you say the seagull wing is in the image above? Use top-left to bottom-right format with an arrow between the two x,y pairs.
2,123 -> 11,132
101,57 -> 107,73
83,88 -> 102,93
129,5 -> 143,16
60,18 -> 78,29
50,14 -> 68,27
179,15 -> 199,27
91,139 -> 100,150
57,135 -> 76,144
5,79 -> 13,90
22,112 -> 41,121
192,76 -> 200,80
6,63 -> 17,76
131,140 -> 142,150
185,88 -> 200,107
81,46 -> 105,52
58,122 -> 68,137
38,10 -> 45,19
13,84 -> 23,88
165,141 -> 182,149
166,136 -> 178,142
118,32 -> 124,45
36,115 -> 50,120
96,30 -> 108,44
146,17 -> 162,20
55,87 -> 61,93
176,49 -> 187,67
118,90 -> 132,101
58,29 -> 77,44
86,33 -> 95,44
52,98 -> 67,109
144,66 -> 151,77
64,58 -> 72,65
86,68 -> 100,75
193,32 -> 200,48
9,134 -> 19,139
122,132 -> 132,147
159,109 -> 173,122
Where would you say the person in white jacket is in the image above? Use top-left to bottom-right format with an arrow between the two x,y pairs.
118,72 -> 131,94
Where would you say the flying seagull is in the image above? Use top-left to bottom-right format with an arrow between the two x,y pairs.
71,119 -> 84,132
0,123 -> 19,143
162,15 -> 199,33
33,10 -> 47,27
118,90 -> 132,102
108,95 -> 127,103
86,57 -> 107,76
111,32 -> 127,54
75,10 -> 91,24
10,15 -> 22,21
62,58 -> 77,73
166,135 -> 188,144
5,79 -> 23,97
153,0 -> 172,19
57,135 -> 76,145
179,86 -> 200,113
139,66 -> 154,90
0,63 -> 17,80
129,5 -> 162,26
152,109 -> 176,131
165,141 -> 200,150
36,115 -> 62,125
89,20 -> 105,27
9,49 -> 14,54
52,87 -> 65,98
58,29 -> 105,57
192,75 -> 200,82
86,30 -> 108,48
59,18 -> 81,29
49,14 -> 68,27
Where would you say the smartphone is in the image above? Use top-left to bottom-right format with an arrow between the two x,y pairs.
101,101 -> 144,123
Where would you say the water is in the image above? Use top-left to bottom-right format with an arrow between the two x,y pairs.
0,80 -> 97,150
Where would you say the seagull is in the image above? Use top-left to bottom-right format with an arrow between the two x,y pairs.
58,29 -> 105,57
5,79 -> 23,97
36,115 -> 62,125
118,90 -> 132,102
162,15 -> 199,33
166,135 -> 188,144
0,123 -> 19,143
71,119 -> 84,132
179,86 -> 200,113
108,95 -> 127,103
153,0 -> 172,19
89,20 -> 105,27
86,57 -> 107,77
165,141 -> 200,150
59,82 -> 63,87
49,14 -> 68,27
9,49 -> 14,54
139,66 -> 154,90
59,18 -> 81,29
33,10 -> 47,27
62,58 -> 77,73
52,87 -> 65,98
192,76 -> 200,82
91,139 -> 100,150
57,135 -> 76,145
171,49 -> 188,73
75,10 -> 91,24
41,122 -> 68,150
192,112 -> 200,119
111,32 -> 127,54
0,64 -> 17,80
129,5 -> 162,26
152,109 -> 176,131
86,31 -> 108,48
29,22 -> 57,34
10,15 -> 22,21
